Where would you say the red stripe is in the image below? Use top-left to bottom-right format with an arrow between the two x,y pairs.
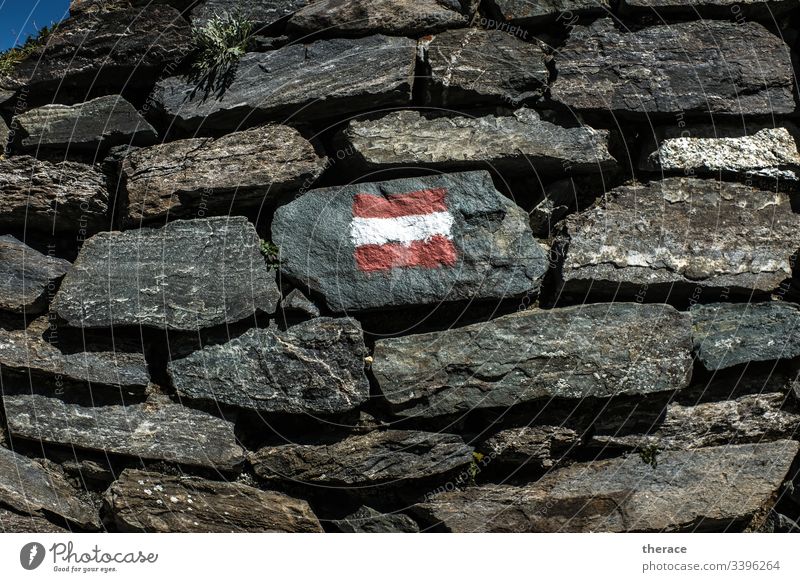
355,235 -> 457,272
353,188 -> 448,219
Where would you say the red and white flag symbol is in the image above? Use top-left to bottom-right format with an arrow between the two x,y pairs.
351,188 -> 458,273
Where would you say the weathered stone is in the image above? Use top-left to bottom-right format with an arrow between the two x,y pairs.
486,0 -> 610,25
480,426 -> 580,470
14,95 -> 157,154
0,236 -> 70,314
331,506 -> 420,533
0,319 -> 149,391
280,288 -> 321,317
557,178 -> 800,297
105,469 -> 322,532
551,19 -> 796,118
251,430 -> 473,486
592,392 -> 800,451
154,35 -> 415,132
0,445 -> 100,529
120,124 -> 324,223
0,7 -> 191,107
287,0 -> 469,38
529,176 -> 605,238
190,0 -> 307,32
0,117 -> 9,155
52,217 -> 279,331
168,318 -> 369,414
691,302 -> 800,371
422,28 -> 548,107
373,303 -> 692,418
3,394 -> 244,470
0,156 -> 111,234
415,441 -> 800,532
0,508 -> 69,533
273,171 -> 547,312
640,124 -> 800,180
619,0 -> 800,18
338,109 -> 616,176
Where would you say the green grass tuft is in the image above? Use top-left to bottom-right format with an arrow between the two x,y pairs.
190,12 -> 253,89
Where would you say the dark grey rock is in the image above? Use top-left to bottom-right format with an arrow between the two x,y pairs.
120,124 -> 325,223
338,109 -> 617,177
529,176 -> 607,238
250,430 -> 474,486
153,35 -> 415,132
480,426 -> 580,470
0,507 -> 69,533
272,171 -> 547,312
0,156 -> 111,234
0,445 -> 101,530
485,0 -> 610,25
551,18 -> 796,118
558,178 -> 800,297
3,394 -> 244,470
14,95 -> 157,154
373,303 -> 692,419
168,317 -> 369,414
422,28 -> 548,107
415,441 -> 800,532
281,288 -> 321,317
105,469 -> 323,532
52,217 -> 279,331
331,506 -> 420,533
190,0 -> 307,32
619,0 -> 800,18
692,302 -> 800,370
0,236 -> 70,314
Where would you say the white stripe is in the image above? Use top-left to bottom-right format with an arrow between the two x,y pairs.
350,212 -> 454,247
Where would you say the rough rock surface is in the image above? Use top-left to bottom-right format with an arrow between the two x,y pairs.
691,302 -> 800,371
14,95 -> 157,153
3,394 -> 244,470
120,124 -> 325,223
273,171 -> 547,312
619,0 -> 800,17
639,125 -> 800,180
105,469 -> 323,532
373,303 -> 692,418
154,35 -> 416,131
550,19 -> 796,118
190,0 -> 307,31
0,508 -> 69,533
287,0 -> 470,37
486,0 -> 610,24
0,156 -> 111,234
0,236 -> 70,314
338,109 -> 617,176
422,28 -> 549,107
331,506 -> 420,533
0,117 -> 8,155
529,176 -> 605,238
0,445 -> 100,529
52,217 -> 279,330
280,288 -> 321,318
415,441 -> 800,532
169,317 -> 369,414
250,430 -> 474,486
558,178 -> 800,297
480,426 -> 580,470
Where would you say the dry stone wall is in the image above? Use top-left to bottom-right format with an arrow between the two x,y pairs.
0,0 -> 799,533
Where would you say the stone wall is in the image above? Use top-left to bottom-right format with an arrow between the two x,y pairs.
1,0 -> 799,533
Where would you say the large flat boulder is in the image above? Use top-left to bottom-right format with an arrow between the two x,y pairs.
3,394 -> 245,471
120,124 -> 325,223
550,19 -> 796,118
372,303 -> 693,419
272,171 -> 547,312
485,0 -> 610,25
105,469 -> 322,532
415,441 -> 800,532
557,178 -> 800,298
250,430 -> 474,486
0,236 -> 70,314
337,109 -> 617,177
153,35 -> 416,131
52,217 -> 279,331
168,318 -> 369,415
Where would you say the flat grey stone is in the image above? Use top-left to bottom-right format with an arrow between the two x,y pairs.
0,236 -> 70,314
619,0 -> 800,17
272,170 -> 547,312
190,0 -> 307,31
168,317 -> 369,414
331,506 -> 420,533
691,302 -> 800,370
52,217 -> 279,331
480,426 -> 580,470
373,303 -> 693,419
105,469 -> 323,532
120,124 -> 325,223
280,288 -> 321,317
153,35 -> 416,132
486,0 -> 610,24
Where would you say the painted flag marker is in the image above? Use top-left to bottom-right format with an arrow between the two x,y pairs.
351,188 -> 457,272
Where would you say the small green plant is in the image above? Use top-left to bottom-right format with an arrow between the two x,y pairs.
637,444 -> 661,469
467,452 -> 485,486
190,12 -> 253,92
260,240 -> 281,269
0,22 -> 59,77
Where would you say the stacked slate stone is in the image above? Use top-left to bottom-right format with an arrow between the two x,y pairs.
0,0 -> 799,533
